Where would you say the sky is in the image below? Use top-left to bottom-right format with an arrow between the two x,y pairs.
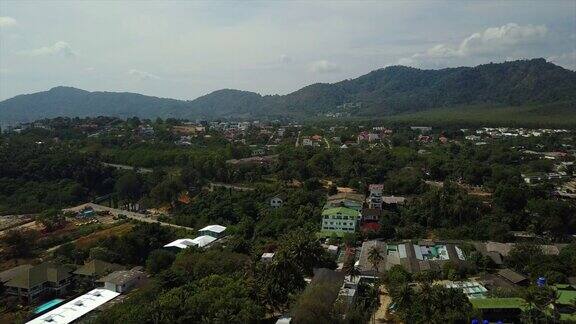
0,1 -> 575,101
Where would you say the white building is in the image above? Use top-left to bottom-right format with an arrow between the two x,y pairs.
261,252 -> 275,263
98,267 -> 145,294
366,184 -> 383,209
163,235 -> 218,249
198,224 -> 227,238
270,195 -> 284,208
27,289 -> 120,324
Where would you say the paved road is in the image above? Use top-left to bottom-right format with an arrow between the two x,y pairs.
63,203 -> 194,231
102,163 -> 153,174
208,182 -> 255,191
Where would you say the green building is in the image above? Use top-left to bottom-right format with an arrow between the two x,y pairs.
321,207 -> 361,236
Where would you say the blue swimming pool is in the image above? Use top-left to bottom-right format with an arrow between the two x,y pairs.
34,298 -> 64,314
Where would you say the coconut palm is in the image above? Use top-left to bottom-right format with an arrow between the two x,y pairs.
367,246 -> 384,274
343,253 -> 360,282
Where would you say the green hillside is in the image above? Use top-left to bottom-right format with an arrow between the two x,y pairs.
387,102 -> 576,128
1,58 -> 575,124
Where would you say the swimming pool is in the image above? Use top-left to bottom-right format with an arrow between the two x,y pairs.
34,298 -> 64,314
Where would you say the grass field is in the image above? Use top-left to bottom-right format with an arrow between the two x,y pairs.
74,222 -> 134,248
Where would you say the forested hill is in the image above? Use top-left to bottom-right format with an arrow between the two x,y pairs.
0,86 -> 189,124
1,58 -> 575,123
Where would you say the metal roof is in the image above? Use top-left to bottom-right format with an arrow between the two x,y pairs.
198,224 -> 226,233
321,207 -> 361,217
5,262 -> 72,289
26,288 -> 120,324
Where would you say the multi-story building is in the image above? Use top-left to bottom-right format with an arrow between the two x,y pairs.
4,262 -> 73,302
321,207 -> 361,236
366,184 -> 383,209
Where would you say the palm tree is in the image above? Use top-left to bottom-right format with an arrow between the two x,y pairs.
367,246 -> 383,274
393,284 -> 414,321
343,254 -> 360,282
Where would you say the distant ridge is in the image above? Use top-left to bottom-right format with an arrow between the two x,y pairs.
1,58 -> 575,123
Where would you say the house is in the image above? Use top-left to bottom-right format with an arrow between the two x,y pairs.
4,262 -> 73,302
417,135 -> 433,143
357,131 -> 369,143
473,242 -> 565,265
445,280 -> 488,299
366,184 -> 383,209
361,208 -> 382,222
323,244 -> 339,255
73,259 -> 125,283
325,198 -> 364,211
163,235 -> 218,249
357,240 -> 468,274
357,240 -> 387,274
261,253 -> 275,263
382,196 -> 406,205
251,148 -> 266,156
0,264 -> 33,284
98,267 -> 145,293
270,195 -> 284,208
497,268 -> 529,286
470,298 -> 524,322
302,137 -> 313,146
326,193 -> 365,211
411,126 -> 432,132
321,207 -> 361,236
198,224 -> 227,238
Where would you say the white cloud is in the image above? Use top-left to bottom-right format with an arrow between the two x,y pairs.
21,41 -> 77,58
128,69 -> 160,80
0,16 -> 17,28
310,60 -> 341,73
548,51 -> 576,71
399,23 -> 548,66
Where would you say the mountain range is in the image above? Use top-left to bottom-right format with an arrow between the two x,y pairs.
1,58 -> 575,124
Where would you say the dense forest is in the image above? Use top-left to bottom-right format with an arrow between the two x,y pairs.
1,59 -> 575,123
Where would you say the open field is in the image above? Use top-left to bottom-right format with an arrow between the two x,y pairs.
69,222 -> 135,249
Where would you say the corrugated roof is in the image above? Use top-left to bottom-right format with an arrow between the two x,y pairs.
98,267 -> 143,286
26,288 -> 120,324
73,260 -> 125,277
6,262 -> 72,289
327,193 -> 365,203
0,264 -> 33,283
198,224 -> 226,233
321,207 -> 361,217
497,268 -> 527,284
357,240 -> 386,273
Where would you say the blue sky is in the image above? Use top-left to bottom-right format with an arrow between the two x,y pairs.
0,1 -> 574,101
